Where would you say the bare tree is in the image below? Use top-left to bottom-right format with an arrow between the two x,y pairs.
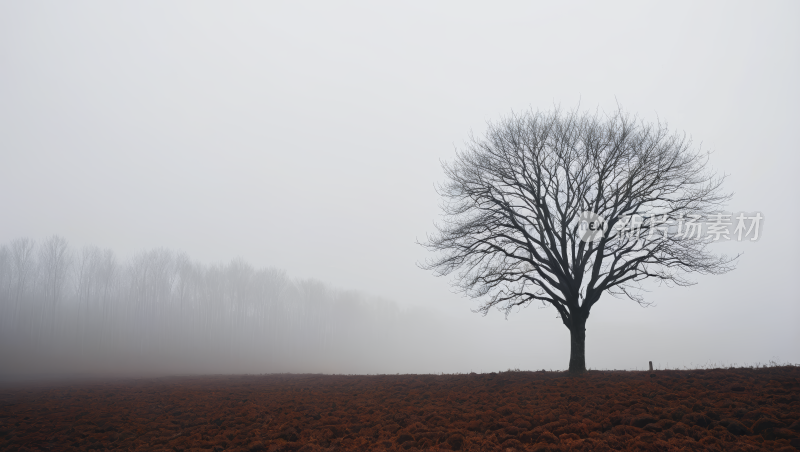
39,235 -> 72,306
421,107 -> 736,372
174,252 -> 192,310
75,246 -> 102,307
95,249 -> 117,317
9,238 -> 36,324
0,245 -> 11,329
38,235 -> 72,340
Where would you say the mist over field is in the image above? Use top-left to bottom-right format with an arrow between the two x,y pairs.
0,236 -> 580,380
1,2 -> 799,381
0,237 -> 449,378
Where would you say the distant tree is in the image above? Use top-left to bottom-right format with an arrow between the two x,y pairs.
174,251 -> 193,310
421,107 -> 736,372
9,238 -> 36,316
75,245 -> 102,307
0,245 -> 11,327
36,235 -> 71,340
39,235 -> 72,306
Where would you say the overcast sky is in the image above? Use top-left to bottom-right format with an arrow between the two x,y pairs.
1,1 -> 798,373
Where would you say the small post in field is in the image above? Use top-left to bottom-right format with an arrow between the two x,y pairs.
649,361 -> 653,372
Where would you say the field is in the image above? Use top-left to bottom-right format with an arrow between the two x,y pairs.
0,367 -> 798,451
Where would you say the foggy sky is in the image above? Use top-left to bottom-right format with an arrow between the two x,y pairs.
1,1 -> 798,378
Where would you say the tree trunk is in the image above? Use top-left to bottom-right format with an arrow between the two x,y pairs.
568,315 -> 587,373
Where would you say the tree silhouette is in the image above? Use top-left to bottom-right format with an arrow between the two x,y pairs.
421,107 -> 736,372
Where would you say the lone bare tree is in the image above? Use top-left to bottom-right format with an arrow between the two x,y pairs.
421,107 -> 736,372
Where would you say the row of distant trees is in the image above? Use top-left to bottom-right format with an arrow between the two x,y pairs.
0,235 -> 416,373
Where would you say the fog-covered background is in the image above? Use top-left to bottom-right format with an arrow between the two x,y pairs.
1,1 -> 798,380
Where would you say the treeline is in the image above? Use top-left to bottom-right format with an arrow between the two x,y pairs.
0,235 -> 436,376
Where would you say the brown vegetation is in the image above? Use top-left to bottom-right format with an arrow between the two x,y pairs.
1,367 -> 798,451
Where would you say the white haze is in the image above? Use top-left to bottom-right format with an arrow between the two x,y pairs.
0,1 -> 798,380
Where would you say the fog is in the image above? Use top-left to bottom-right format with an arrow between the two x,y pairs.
0,237 -> 582,380
1,1 -> 798,380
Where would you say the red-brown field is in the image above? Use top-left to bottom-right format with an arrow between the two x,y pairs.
1,367 -> 798,451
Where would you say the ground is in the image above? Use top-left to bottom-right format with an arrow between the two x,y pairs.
0,367 -> 798,451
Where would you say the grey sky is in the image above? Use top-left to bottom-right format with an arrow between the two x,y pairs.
1,1 -> 798,373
